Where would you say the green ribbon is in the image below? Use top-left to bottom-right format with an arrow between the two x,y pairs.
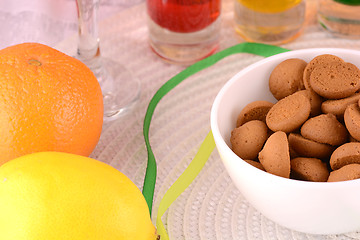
142,42 -> 290,238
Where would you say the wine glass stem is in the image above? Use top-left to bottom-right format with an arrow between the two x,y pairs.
76,0 -> 103,80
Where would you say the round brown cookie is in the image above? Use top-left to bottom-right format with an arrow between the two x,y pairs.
330,142 -> 360,170
300,113 -> 348,146
344,102 -> 360,141
303,54 -> 344,90
244,159 -> 265,171
269,58 -> 307,100
266,91 -> 311,133
258,131 -> 290,178
322,92 -> 360,120
297,89 -> 323,116
290,157 -> 329,182
230,120 -> 268,160
309,62 -> 360,99
288,133 -> 335,159
236,100 -> 274,127
327,164 -> 360,182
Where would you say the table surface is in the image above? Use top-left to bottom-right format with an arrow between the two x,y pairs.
2,0 -> 360,239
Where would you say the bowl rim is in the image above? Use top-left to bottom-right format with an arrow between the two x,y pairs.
210,47 -> 360,187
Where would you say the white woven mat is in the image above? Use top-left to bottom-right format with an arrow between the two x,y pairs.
56,1 -> 360,239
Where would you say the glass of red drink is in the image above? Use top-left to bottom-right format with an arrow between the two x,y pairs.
146,0 -> 221,65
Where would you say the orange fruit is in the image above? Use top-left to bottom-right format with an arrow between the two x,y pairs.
0,152 -> 158,240
0,43 -> 103,165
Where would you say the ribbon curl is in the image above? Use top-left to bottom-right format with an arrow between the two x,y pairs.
142,42 -> 290,239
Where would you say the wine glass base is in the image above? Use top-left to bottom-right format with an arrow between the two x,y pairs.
98,58 -> 141,121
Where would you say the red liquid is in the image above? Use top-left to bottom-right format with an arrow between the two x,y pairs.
147,0 -> 221,33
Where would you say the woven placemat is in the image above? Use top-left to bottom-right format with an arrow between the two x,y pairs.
56,1 -> 360,239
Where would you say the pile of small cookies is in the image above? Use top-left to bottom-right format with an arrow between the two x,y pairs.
230,54 -> 360,182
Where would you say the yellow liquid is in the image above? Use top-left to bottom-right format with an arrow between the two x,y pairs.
238,0 -> 302,13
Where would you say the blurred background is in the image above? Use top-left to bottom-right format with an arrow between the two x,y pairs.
0,0 -> 144,49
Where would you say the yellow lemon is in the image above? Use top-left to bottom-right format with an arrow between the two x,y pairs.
0,152 -> 158,240
238,0 -> 302,13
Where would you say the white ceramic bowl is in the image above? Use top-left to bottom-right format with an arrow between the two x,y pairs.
211,48 -> 360,235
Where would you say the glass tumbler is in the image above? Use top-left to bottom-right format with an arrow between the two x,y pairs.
318,0 -> 360,39
234,0 -> 305,44
146,0 -> 221,65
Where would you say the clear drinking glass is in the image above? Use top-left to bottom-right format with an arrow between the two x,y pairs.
146,0 -> 221,65
318,0 -> 360,38
76,0 -> 140,121
234,0 -> 305,44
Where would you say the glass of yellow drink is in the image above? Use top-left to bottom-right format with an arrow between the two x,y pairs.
234,0 -> 305,44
